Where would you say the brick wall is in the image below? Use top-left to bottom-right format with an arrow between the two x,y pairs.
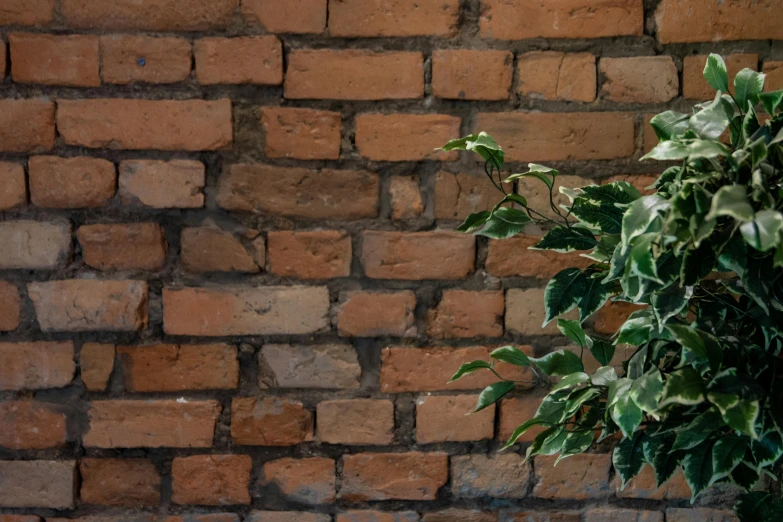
0,0 -> 776,521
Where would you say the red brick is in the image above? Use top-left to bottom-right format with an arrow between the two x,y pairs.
389,176 -> 423,219
380,346 -> 533,393
217,164 -> 379,219
0,342 -> 74,391
600,56 -> 679,103
0,99 -> 55,152
231,397 -> 313,446
317,399 -> 394,445
0,401 -> 66,449
616,466 -> 690,500
427,290 -> 504,338
242,0 -> 326,33
486,235 -> 592,278
361,231 -> 475,280
182,227 -> 261,273
434,171 -> 496,219
10,33 -> 99,87
423,510 -> 497,522
498,395 -> 546,444
656,0 -> 783,43
118,344 -> 238,392
0,0 -> 54,25
0,516 -> 41,522
268,230 -> 351,279
163,286 -> 329,336
248,513 -> 329,522
475,112 -> 636,162
432,50 -> 512,100
0,220 -> 70,269
337,291 -> 416,337
518,52 -> 596,102
584,509 -> 662,522
480,0 -> 643,39
80,458 -> 160,506
172,455 -> 251,505
84,400 -> 221,448
506,288 -> 579,335
355,113 -> 459,161
101,35 -> 192,84
452,454 -> 531,498
259,344 -> 360,389
329,0 -> 458,37
664,509 -> 737,522
683,54 -> 758,100
78,223 -> 165,270
261,107 -> 341,160
341,452 -> 447,501
259,457 -> 335,505
285,50 -> 423,100
28,156 -> 116,209
119,159 -> 205,208
533,454 -> 612,499
62,0 -> 238,30
57,99 -> 232,150
764,61 -> 783,91
594,300 -> 646,334
28,280 -> 148,332
338,512 -> 418,522
416,395 -> 494,443
0,461 -> 76,508
80,343 -> 115,391
0,162 -> 26,210
195,36 -> 282,85
0,281 -> 20,331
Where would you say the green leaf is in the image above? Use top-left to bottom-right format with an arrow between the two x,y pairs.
494,207 -> 532,225
644,432 -> 680,486
441,132 -> 504,170
608,378 -> 633,408
543,268 -> 589,326
532,225 -> 596,253
704,54 -> 729,92
758,90 -> 783,116
550,372 -> 590,393
580,182 -> 641,205
740,210 -> 783,252
475,214 -> 527,239
641,140 -> 690,161
687,139 -> 731,159
734,69 -> 765,110
534,390 -> 570,424
457,211 -> 491,232
650,111 -> 691,140
612,393 -> 643,438
710,435 -> 748,485
530,350 -> 584,376
735,492 -> 783,522
449,360 -> 491,382
622,195 -> 669,247
666,325 -> 722,373
629,369 -> 664,413
628,233 -> 662,283
592,365 -> 618,386
490,346 -> 530,367
473,381 -> 515,413
683,438 -> 715,500
557,319 -> 588,347
556,429 -> 595,464
589,340 -> 616,367
742,103 -> 761,142
577,276 -> 612,323
672,409 -> 722,451
571,198 -> 624,235
616,310 -> 655,345
750,428 -> 783,468
721,400 -> 760,438
614,431 -> 646,488
651,285 -> 692,327
502,418 -> 550,450
689,91 -> 731,139
505,163 -> 558,189
706,185 -> 754,222
660,367 -> 706,407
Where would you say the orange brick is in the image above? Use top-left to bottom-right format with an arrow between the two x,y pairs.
317,399 -> 394,445
616,466 -> 690,500
10,33 -> 99,86
0,162 -> 26,210
119,159 -> 205,208
533,454 -> 612,499
434,171 -> 497,220
0,516 -> 43,522
101,35 -> 192,84
80,343 -> 115,391
361,231 -> 474,280
594,300 -> 647,334
656,0 -> 783,43
261,107 -> 341,160
337,291 -> 416,337
423,510 -> 498,522
486,235 -> 592,278
0,401 -> 67,449
506,288 -> 579,335
195,36 -> 282,85
499,395 -> 546,443
341,453 -> 447,501
427,290 -> 504,339
268,230 -> 351,279
78,223 -> 165,270
416,395 -> 494,443
432,50 -> 512,100
338,512 -> 418,522
518,52 -> 596,102
0,281 -> 21,331
285,50 -> 423,100
0,220 -> 71,270
0,0 -> 55,25
389,175 -> 423,219
80,458 -> 160,506
355,113 -> 460,161
259,344 -> 361,389
584,509 -> 662,522
330,0 -> 458,37
764,61 -> 783,91
28,156 -> 115,209
683,54 -> 758,100
181,227 -> 261,273
0,461 -> 76,509
172,455 -> 251,505
643,113 -> 658,153
665,508 -> 738,522
62,0 -> 238,30
452,454 -> 531,498
517,173 -> 592,219
259,458 -> 335,505
600,56 -> 679,103
231,397 -> 313,446
248,513 -> 327,522
0,342 -> 74,391
242,0 -> 326,33
0,99 -> 55,153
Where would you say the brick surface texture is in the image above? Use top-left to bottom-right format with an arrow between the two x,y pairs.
0,1 -> 764,520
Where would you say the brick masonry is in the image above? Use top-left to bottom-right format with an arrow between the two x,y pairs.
0,0 -> 769,520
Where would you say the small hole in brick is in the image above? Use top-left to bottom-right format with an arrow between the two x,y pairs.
137,57 -> 146,67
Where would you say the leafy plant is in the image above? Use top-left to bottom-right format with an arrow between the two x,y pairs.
443,54 -> 783,520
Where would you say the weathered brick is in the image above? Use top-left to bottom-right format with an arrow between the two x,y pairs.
261,107 -> 341,160
0,342 -> 74,391
506,288 -> 579,335
498,395 -> 546,443
259,344 -> 360,389
0,461 -> 76,508
361,231 -> 475,280
28,280 -> 148,332
452,454 -> 531,498
422,511 -> 497,522
664,508 -> 738,522
533,454 -> 612,499
683,54 -> 758,100
62,0 -> 238,30
434,171 -> 496,219
0,162 -> 26,210
764,61 -> 783,91
167,516 -> 239,522
231,397 -> 313,446
518,52 -> 596,102
416,395 -> 494,444
594,300 -> 646,335
355,113 -> 460,161
656,0 -> 782,43
242,0 -> 326,33
508,513 -> 579,522
341,453 -> 448,501
268,230 -> 351,279
172,455 -> 251,505
84,400 -> 221,448
427,290 -> 504,339
0,516 -> 42,522
57,99 -> 232,150
475,112 -> 636,162
600,56 -> 679,103
248,513 -> 330,522
337,291 -> 416,337
338,512 -> 418,522
218,165 -> 379,219
195,36 -> 282,85
78,223 -> 166,270
583,510 -> 662,522
0,281 -> 21,331
118,344 -> 238,392
486,235 -> 592,278
380,346 -> 532,393
28,156 -> 116,208
616,466 -> 690,500
480,0 -> 643,39
163,286 -> 329,336
0,0 -> 54,25
0,99 -> 55,152
80,458 -> 160,506
286,50 -> 423,100
101,35 -> 192,84
259,458 -> 335,505
389,176 -> 423,219
80,343 -> 115,391
181,227 -> 260,273
432,50 -> 512,100
119,160 -> 205,208
0,401 -> 66,449
329,0 -> 458,37
0,220 -> 70,269
317,399 -> 394,445
10,33 -> 99,87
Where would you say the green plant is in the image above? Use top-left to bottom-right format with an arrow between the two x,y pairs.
444,54 -> 783,520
